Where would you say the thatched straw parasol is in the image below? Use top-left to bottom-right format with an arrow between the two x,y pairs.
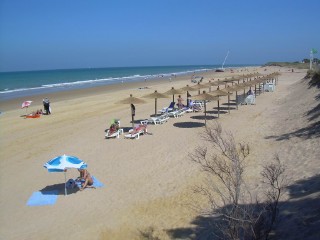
204,80 -> 225,92
192,91 -> 220,126
191,82 -> 207,95
210,88 -> 232,118
142,90 -> 168,116
116,94 -> 146,128
164,87 -> 184,102
179,85 -> 196,107
226,84 -> 246,109
221,86 -> 236,113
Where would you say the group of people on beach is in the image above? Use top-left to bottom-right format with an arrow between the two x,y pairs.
27,97 -> 52,117
176,94 -> 201,112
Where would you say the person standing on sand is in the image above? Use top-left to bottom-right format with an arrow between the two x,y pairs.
177,95 -> 184,109
43,97 -> 51,115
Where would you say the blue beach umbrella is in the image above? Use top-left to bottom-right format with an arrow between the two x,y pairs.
44,154 -> 87,195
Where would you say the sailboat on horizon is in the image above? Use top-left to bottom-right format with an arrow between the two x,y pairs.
215,50 -> 230,72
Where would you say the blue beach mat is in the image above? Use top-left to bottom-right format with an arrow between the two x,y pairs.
92,176 -> 104,188
27,190 -> 59,206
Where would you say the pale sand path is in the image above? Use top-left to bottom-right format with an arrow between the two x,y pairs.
1,67 -> 318,239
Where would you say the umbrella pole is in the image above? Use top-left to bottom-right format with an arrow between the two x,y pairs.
236,92 -> 238,110
255,84 -> 257,97
186,91 -> 189,107
155,98 -> 157,116
64,171 -> 67,196
204,104 -> 207,126
132,115 -> 135,129
218,100 -> 220,118
228,95 -> 230,114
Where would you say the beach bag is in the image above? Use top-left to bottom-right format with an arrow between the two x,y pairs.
66,179 -> 76,189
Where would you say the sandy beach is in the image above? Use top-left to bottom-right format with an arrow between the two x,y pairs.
0,66 -> 319,240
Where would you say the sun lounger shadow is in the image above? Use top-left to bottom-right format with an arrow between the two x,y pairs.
40,183 -> 79,195
133,119 -> 146,123
173,121 -> 205,128
122,126 -> 133,133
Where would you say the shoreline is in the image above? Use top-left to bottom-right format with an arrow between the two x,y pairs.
0,68 -> 256,112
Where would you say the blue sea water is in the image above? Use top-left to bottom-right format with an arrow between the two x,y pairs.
0,65 -> 252,101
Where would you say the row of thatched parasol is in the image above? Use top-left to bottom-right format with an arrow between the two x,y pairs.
116,72 -> 280,127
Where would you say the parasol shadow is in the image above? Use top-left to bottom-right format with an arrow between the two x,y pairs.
173,121 -> 205,128
40,183 -> 79,195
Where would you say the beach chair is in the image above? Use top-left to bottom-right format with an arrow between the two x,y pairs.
167,109 -> 181,118
176,109 -> 186,117
263,83 -> 275,92
140,113 -> 169,125
105,119 -> 123,139
183,107 -> 193,113
124,124 -> 147,139
159,102 -> 175,114
244,95 -> 256,105
159,113 -> 170,123
140,118 -> 159,125
237,94 -> 246,105
105,128 -> 123,139
193,100 -> 205,108
188,101 -> 201,112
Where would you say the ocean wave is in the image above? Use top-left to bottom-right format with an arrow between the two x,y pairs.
0,86 -> 47,94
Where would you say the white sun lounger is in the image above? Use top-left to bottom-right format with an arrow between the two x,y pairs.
263,83 -> 275,92
159,102 -> 176,114
167,109 -> 186,118
140,114 -> 169,125
244,95 -> 256,105
105,128 -> 124,139
124,125 -> 147,139
237,94 -> 246,105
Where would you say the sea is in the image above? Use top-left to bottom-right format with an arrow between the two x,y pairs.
0,64 -> 254,101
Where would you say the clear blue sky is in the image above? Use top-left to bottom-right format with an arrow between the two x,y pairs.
0,0 -> 319,72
